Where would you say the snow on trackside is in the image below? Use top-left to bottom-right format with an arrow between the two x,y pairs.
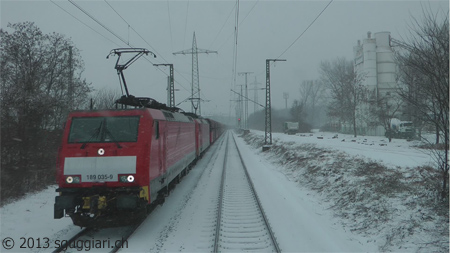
0,186 -> 83,252
273,130 -> 434,168
0,130 -> 447,252
241,130 -> 448,252
234,135 -> 377,252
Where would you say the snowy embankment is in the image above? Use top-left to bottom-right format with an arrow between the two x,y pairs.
243,130 -> 449,252
0,186 -> 83,252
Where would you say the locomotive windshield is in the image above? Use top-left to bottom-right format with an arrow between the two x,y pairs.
68,116 -> 140,143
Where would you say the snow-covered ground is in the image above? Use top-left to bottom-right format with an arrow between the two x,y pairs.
273,130 -> 434,168
0,130 -> 448,252
243,130 -> 448,252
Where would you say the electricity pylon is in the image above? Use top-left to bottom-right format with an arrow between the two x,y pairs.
173,32 -> 217,115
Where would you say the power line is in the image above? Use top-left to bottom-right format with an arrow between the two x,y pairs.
103,0 -> 165,62
68,0 -> 129,45
167,0 -> 174,52
217,0 -> 259,52
50,0 -> 121,47
103,0 -> 129,26
102,1 -> 191,93
183,1 -> 190,48
103,0 -> 131,44
230,0 -> 240,124
276,0 -> 334,59
208,3 -> 236,49
240,0 -> 259,27
251,0 -> 334,79
60,0 -> 190,96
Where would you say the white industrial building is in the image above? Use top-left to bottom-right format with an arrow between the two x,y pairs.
351,31 -> 399,136
354,31 -> 397,98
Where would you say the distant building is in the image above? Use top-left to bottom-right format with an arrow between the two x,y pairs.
352,31 -> 399,136
353,31 -> 397,99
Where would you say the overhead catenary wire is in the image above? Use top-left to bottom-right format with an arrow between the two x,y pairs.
103,0 -> 129,26
276,0 -> 334,59
167,0 -> 174,52
103,0 -> 167,63
50,0 -> 121,47
61,0 -> 191,95
253,0 -> 334,78
208,3 -> 237,49
68,0 -> 129,46
239,0 -> 259,28
102,0 -> 191,93
217,0 -> 259,52
229,0 -> 240,122
183,1 -> 190,48
102,1 -> 225,110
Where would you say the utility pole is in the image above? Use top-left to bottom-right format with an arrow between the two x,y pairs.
238,72 -> 253,130
68,46 -> 74,110
236,84 -> 244,128
264,59 -> 286,149
153,64 -> 174,107
283,92 -> 289,109
173,32 -> 217,115
251,77 -> 262,113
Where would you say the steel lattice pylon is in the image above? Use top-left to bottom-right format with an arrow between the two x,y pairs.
153,64 -> 174,107
173,32 -> 217,115
265,59 -> 286,147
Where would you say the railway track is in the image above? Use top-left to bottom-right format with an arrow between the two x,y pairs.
52,135 -> 228,253
213,132 -> 280,252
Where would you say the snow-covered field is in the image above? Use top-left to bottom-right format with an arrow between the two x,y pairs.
0,130 -> 448,252
243,130 -> 448,252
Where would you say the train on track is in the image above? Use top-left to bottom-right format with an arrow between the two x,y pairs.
54,48 -> 225,227
54,102 -> 224,227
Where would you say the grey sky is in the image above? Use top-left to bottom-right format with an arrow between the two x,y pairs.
1,0 -> 447,116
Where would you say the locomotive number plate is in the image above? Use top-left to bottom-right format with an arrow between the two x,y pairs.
85,174 -> 114,181
64,156 -> 136,182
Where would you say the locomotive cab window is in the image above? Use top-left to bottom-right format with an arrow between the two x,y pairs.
68,116 -> 140,143
154,120 -> 159,139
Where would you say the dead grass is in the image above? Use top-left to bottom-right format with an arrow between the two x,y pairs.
242,132 -> 449,252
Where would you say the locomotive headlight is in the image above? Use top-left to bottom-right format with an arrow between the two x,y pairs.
119,175 -> 135,183
66,176 -> 80,184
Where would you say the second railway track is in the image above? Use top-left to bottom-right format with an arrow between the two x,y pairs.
214,131 -> 280,252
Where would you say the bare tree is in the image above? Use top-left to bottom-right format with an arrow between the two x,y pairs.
299,80 -> 326,128
290,99 -> 310,133
394,7 -> 449,198
89,87 -> 122,110
0,22 -> 91,202
369,92 -> 403,142
319,57 -> 365,137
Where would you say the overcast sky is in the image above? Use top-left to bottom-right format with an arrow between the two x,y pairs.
1,0 -> 447,117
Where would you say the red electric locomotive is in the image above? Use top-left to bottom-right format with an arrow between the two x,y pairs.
54,48 -> 224,227
54,106 -> 205,227
195,118 -> 211,156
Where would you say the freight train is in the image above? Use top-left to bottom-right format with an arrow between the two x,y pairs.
54,101 -> 224,227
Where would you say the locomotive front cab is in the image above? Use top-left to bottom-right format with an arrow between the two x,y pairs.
54,110 -> 152,227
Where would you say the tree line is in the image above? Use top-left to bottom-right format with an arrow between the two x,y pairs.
0,22 -> 120,204
286,9 -> 448,198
